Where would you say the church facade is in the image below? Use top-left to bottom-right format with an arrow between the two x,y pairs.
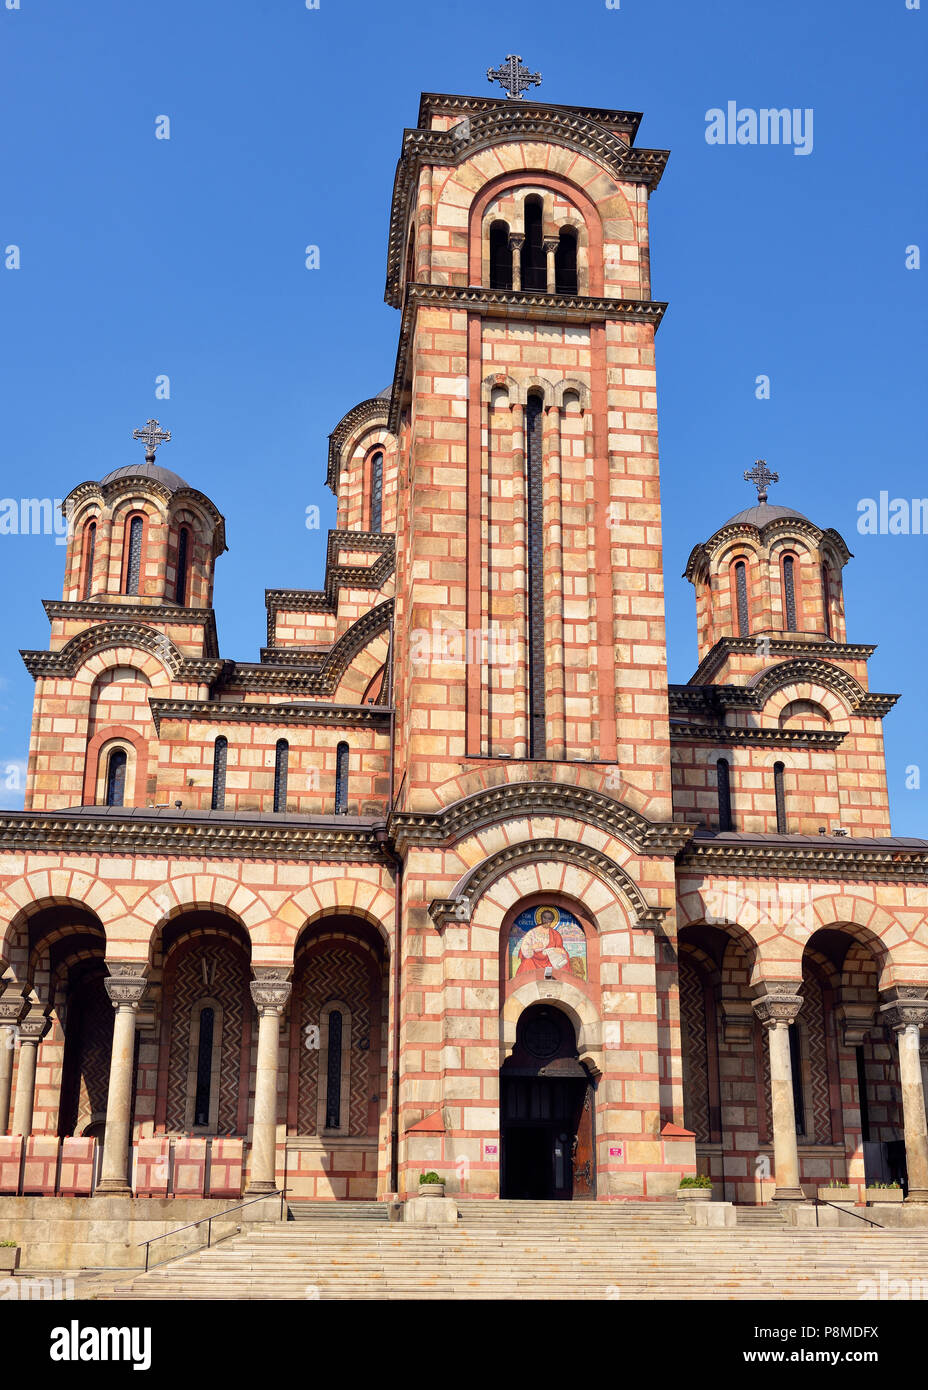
2,76 -> 928,1210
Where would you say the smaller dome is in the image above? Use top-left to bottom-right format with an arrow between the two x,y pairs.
720,502 -> 809,530
100,460 -> 190,492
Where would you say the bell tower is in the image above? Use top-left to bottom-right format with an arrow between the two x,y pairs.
385,68 -> 673,818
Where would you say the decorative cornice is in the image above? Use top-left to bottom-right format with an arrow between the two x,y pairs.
149,698 -> 392,735
389,781 -> 693,857
688,637 -> 877,689
669,721 -> 846,750
678,833 -> 928,882
387,285 -> 666,431
63,479 -> 227,554
326,399 -> 392,494
684,520 -> 852,581
265,532 -> 395,638
21,623 -> 224,684
225,599 -> 392,697
0,809 -> 392,862
668,660 -> 899,720
43,598 -> 220,652
427,836 -> 667,931
386,99 -> 669,306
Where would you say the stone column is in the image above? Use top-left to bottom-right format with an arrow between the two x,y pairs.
247,968 -> 292,1194
96,964 -> 149,1195
10,1016 -> 48,1136
753,987 -> 805,1202
0,996 -> 25,1134
509,233 -> 524,292
881,992 -> 928,1202
543,237 -> 559,293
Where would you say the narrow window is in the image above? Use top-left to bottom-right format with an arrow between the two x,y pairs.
554,227 -> 578,295
175,526 -> 190,605
335,741 -> 349,815
821,563 -> 832,639
525,393 -> 546,758
520,196 -> 546,292
782,555 -> 797,631
734,560 -> 749,636
211,736 -> 228,811
774,761 -> 788,833
124,515 -> 144,595
325,1010 -> 343,1130
105,748 -> 127,807
273,738 -> 289,812
369,452 -> 383,533
716,757 -> 732,831
489,220 -> 512,290
194,1006 -> 215,1128
856,1046 -> 870,1143
82,522 -> 96,600
788,1023 -> 805,1134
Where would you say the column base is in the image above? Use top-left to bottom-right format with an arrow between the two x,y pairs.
245,1181 -> 278,1195
904,1190 -> 928,1203
94,1179 -> 132,1196
772,1187 -> 807,1202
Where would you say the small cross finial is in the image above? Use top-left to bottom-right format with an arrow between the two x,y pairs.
132,418 -> 171,463
487,54 -> 542,100
743,458 -> 779,504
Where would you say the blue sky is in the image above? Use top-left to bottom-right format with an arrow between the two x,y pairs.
0,0 -> 925,829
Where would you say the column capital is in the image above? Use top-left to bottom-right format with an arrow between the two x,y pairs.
542,236 -> 559,254
836,1003 -> 875,1048
508,232 -> 525,248
17,1014 -> 49,1043
104,962 -> 150,1010
752,984 -> 803,1028
880,996 -> 928,1032
0,995 -> 26,1026
250,966 -> 292,1015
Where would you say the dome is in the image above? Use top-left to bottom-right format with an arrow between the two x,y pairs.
719,502 -> 809,530
100,460 -> 190,492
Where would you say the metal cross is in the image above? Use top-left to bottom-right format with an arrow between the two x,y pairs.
743,458 -> 779,504
132,418 -> 171,463
487,54 -> 542,100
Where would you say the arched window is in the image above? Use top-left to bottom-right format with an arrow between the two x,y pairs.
334,741 -> 349,815
273,739 -> 289,812
369,452 -> 383,533
788,1022 -> 805,1133
782,555 -> 797,631
520,196 -> 546,292
554,227 -> 578,295
124,515 -> 144,595
193,1006 -> 215,1128
525,392 -> 546,758
489,220 -> 512,290
734,560 -> 749,636
175,526 -> 190,605
821,563 -> 833,639
81,521 -> 96,600
105,748 -> 127,807
774,761 -> 788,833
325,1010 -> 343,1130
716,757 -> 732,831
211,736 -> 227,811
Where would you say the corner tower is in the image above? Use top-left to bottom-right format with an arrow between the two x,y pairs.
385,80 -> 672,817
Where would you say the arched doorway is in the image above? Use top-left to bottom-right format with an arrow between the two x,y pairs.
500,1003 -> 596,1200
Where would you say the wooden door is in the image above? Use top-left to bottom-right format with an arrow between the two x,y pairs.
572,1082 -> 595,1200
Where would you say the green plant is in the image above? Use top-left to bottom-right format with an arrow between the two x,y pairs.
867,1180 -> 901,1189
822,1180 -> 852,1187
419,1171 -> 443,1185
678,1174 -> 713,1189
0,1240 -> 18,1248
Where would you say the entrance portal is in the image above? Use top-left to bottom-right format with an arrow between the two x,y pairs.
500,1004 -> 596,1200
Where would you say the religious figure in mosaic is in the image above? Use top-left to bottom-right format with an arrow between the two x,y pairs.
509,905 -> 587,980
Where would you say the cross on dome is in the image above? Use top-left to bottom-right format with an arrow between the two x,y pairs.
743,459 -> 779,504
487,54 -> 542,100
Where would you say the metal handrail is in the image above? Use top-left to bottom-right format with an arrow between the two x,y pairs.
139,1189 -> 287,1272
813,1197 -> 883,1229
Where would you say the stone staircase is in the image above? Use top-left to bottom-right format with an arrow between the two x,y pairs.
89,1199 -> 928,1300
